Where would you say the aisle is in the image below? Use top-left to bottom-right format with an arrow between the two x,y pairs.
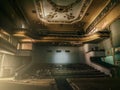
55,77 -> 73,90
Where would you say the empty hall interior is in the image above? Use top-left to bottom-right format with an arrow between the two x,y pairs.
0,0 -> 120,90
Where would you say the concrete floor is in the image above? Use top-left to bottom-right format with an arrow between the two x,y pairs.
0,78 -> 57,90
68,78 -> 120,90
1,78 -> 120,90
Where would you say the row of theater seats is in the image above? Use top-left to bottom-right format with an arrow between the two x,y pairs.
19,63 -> 109,79
90,56 -> 120,77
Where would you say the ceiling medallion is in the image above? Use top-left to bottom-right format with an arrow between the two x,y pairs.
34,0 -> 93,24
47,0 -> 80,13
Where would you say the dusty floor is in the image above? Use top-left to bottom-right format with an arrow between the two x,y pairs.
0,78 -> 57,90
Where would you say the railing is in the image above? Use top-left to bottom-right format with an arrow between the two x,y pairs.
16,50 -> 32,56
0,29 -> 18,48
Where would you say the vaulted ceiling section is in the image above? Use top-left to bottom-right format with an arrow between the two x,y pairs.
0,0 -> 120,45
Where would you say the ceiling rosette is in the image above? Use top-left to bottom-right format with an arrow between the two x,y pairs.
34,0 -> 93,24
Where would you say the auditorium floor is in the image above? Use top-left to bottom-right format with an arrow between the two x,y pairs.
67,78 -> 120,90
0,78 -> 120,90
0,78 -> 57,90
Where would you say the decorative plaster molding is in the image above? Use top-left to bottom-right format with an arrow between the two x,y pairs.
34,0 -> 93,24
47,0 -> 80,13
86,0 -> 119,33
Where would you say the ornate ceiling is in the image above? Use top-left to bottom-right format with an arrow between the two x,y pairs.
34,0 -> 93,24
0,0 -> 120,45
